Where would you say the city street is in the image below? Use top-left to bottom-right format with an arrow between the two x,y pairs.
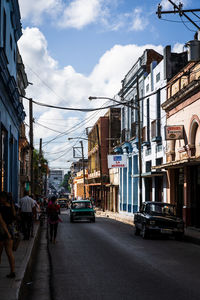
23,212 -> 200,300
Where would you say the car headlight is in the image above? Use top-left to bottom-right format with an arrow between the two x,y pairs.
150,220 -> 156,226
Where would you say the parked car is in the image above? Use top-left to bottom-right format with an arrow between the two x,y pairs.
70,200 -> 95,223
134,202 -> 184,240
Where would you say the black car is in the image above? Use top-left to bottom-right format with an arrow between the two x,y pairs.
134,202 -> 184,239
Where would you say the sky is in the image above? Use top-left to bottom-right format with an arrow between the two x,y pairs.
17,0 -> 200,172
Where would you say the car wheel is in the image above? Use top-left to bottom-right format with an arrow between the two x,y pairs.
135,226 -> 140,236
142,224 -> 149,239
70,216 -> 74,223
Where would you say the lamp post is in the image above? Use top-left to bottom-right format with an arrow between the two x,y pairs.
89,87 -> 143,208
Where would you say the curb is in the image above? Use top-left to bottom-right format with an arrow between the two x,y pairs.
16,223 -> 41,300
96,212 -> 133,226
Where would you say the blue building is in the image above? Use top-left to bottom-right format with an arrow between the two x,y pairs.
117,49 -> 163,216
0,0 -> 25,200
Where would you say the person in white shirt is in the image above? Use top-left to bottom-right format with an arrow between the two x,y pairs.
19,191 -> 36,240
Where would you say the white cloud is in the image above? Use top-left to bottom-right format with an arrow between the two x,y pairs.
160,0 -> 188,10
172,43 -> 184,53
130,8 -> 149,31
18,0 -> 62,24
58,0 -> 103,29
18,27 -> 164,167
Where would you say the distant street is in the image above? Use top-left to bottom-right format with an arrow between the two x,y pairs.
25,211 -> 200,300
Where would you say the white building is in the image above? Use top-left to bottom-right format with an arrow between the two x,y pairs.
49,169 -> 64,191
142,59 -> 168,203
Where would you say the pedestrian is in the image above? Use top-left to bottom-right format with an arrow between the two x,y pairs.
0,191 -> 16,278
19,191 -> 36,240
47,196 -> 61,244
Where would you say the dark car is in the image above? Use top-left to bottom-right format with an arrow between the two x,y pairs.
70,200 -> 95,223
134,202 -> 184,240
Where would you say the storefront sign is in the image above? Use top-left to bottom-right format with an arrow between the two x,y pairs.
165,125 -> 184,140
107,155 -> 127,168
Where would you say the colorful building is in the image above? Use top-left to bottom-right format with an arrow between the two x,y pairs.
0,0 -> 25,200
156,41 -> 200,227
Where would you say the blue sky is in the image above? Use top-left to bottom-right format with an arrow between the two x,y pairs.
20,0 -> 200,74
17,0 -> 200,170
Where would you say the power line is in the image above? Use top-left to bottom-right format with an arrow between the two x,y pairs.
35,121 -> 64,133
191,11 -> 200,20
180,15 -> 196,32
159,17 -> 200,23
41,101 -> 111,146
21,95 -> 119,112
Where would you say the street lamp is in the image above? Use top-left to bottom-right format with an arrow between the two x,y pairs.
89,90 -> 143,208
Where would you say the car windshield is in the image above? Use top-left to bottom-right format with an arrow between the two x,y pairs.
147,203 -> 176,216
72,202 -> 93,209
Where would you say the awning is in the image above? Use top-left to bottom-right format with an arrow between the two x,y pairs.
152,157 -> 200,170
142,171 -> 166,178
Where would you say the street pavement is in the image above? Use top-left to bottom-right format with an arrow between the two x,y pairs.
40,211 -> 200,300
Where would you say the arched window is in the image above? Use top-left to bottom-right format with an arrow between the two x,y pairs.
189,118 -> 199,156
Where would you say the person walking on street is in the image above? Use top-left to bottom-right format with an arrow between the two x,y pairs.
19,191 -> 36,240
0,191 -> 16,278
47,196 -> 61,244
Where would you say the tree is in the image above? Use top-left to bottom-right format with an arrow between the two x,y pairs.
33,149 -> 48,196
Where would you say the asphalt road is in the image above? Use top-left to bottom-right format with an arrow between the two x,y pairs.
45,211 -> 200,300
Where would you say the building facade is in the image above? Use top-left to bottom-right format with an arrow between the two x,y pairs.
88,116 -> 109,208
73,169 -> 89,200
0,0 -> 25,200
118,49 -> 163,215
157,43 -> 200,227
142,59 -> 168,204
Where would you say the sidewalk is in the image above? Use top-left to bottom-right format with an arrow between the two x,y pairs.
96,210 -> 200,245
0,223 -> 40,300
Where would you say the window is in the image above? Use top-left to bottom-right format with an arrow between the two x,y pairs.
121,107 -> 125,129
146,161 -> 152,173
10,35 -> 13,50
156,89 -> 161,138
151,120 -> 156,139
156,72 -> 160,82
146,98 -> 150,142
146,84 -> 149,93
156,158 -> 163,166
142,127 -> 146,143
131,122 -> 137,138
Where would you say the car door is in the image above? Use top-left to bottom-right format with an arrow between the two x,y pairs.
136,204 -> 145,230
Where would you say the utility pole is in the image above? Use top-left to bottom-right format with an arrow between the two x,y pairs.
80,141 -> 86,199
137,76 -> 143,208
96,124 -> 104,211
29,98 -> 34,195
39,138 -> 42,195
156,1 -> 200,31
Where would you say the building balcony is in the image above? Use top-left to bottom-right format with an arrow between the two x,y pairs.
88,170 -> 100,179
